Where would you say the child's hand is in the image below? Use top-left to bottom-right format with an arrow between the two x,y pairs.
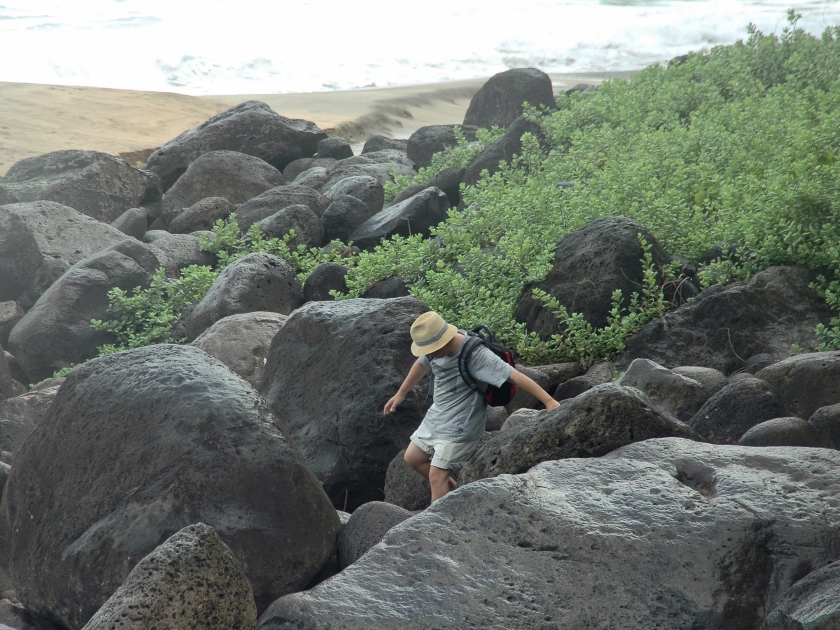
384,393 -> 405,415
545,399 -> 560,412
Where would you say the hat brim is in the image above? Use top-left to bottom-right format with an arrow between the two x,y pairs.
411,323 -> 458,357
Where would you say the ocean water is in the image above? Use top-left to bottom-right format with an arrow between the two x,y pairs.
0,0 -> 839,95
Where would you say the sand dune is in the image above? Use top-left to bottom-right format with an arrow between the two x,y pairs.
0,72 -> 634,177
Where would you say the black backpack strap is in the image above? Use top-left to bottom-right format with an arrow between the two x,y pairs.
458,334 -> 487,393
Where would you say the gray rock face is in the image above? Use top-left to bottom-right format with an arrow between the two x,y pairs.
302,263 -> 349,303
0,351 -> 14,403
282,158 -> 336,182
618,358 -> 712,421
146,232 -> 215,276
808,403 -> 840,450
236,185 -> 331,232
322,194 -> 376,242
384,448 -> 431,511
8,240 -> 161,383
322,162 -> 416,192
738,417 -> 818,447
516,216 -> 670,337
499,407 -> 543,433
257,439 -> 840,630
506,363 -> 580,412
756,352 -> 840,420
553,375 -> 598,401
185,253 -> 303,341
260,298 -> 430,510
0,302 -> 25,349
0,600 -> 61,630
689,377 -> 785,444
0,150 -> 162,223
460,383 -> 697,483
257,204 -> 324,247
349,187 -> 450,250
0,202 -> 130,309
81,523 -> 257,630
361,276 -> 411,299
338,502 -> 412,569
763,560 -> 840,630
463,115 -> 542,187
146,101 -> 326,191
4,351 -> 27,386
161,150 -> 285,224
191,311 -> 287,390
406,125 -> 478,170
463,67 -> 556,129
362,136 -> 408,154
672,366 -> 728,397
4,345 -> 340,629
351,150 -> 415,170
316,137 -> 353,160
322,175 -> 384,216
618,267 -> 832,374
485,406 -> 509,432
292,167 -> 328,190
167,196 -> 236,234
428,166 -> 465,208
110,207 -> 147,240
0,385 -> 59,464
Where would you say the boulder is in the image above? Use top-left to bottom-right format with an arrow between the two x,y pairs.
463,68 -> 556,129
0,202 -> 130,310
256,439 -> 840,630
384,448 -> 431,511
160,150 -> 285,224
81,523 -> 257,630
499,407 -> 543,433
0,385 -> 59,464
4,344 -> 340,629
485,406 -> 509,432
0,351 -> 13,403
185,253 -> 303,341
406,125 -> 478,170
8,240 -> 160,383
388,183 -> 427,207
672,366 -> 728,396
515,216 -> 670,337
167,197 -> 236,234
428,166 -> 465,208
292,167 -> 328,190
349,187 -> 450,250
282,158 -> 336,182
110,207 -> 147,240
4,351 -> 27,386
0,600 -> 61,630
322,194 -> 378,242
506,363 -> 579,412
463,115 -> 542,187
617,267 -> 832,374
763,560 -> 840,630
146,233 -> 215,277
617,358 -> 711,422
257,204 -> 324,247
316,137 -> 353,160
0,303 -> 24,349
807,403 -> 840,450
738,417 -> 818,447
338,502 -> 412,569
260,297 -> 430,510
553,375 -> 598,401
0,150 -> 162,223
146,101 -> 326,191
361,277 -> 411,299
351,150 -> 415,170
322,175 -> 384,216
688,377 -> 785,444
460,383 -> 698,483
302,263 -> 349,303
236,185 -> 331,232
756,351 -> 840,420
362,136 -> 408,154
322,162 -> 416,192
191,311 -> 287,390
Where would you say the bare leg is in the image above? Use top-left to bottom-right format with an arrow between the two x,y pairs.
404,442 -> 432,479
429,466 -> 456,502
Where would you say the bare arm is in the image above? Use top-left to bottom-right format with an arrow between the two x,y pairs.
384,359 -> 431,414
508,370 -> 560,411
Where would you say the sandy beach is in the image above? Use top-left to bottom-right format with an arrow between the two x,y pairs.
0,72 -> 634,177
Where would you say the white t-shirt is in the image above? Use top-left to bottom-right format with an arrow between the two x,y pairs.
419,332 -> 514,442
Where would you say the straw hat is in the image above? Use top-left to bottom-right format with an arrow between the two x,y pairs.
410,311 -> 458,357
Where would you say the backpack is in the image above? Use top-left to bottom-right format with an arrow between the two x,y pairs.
458,325 -> 517,407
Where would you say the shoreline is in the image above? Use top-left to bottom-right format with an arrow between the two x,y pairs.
0,72 -> 636,176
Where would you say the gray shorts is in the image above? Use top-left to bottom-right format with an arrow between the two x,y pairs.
409,421 -> 481,470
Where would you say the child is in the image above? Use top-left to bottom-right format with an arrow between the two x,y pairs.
384,311 -> 559,503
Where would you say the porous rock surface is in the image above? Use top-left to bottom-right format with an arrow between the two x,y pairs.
146,101 -> 326,191
145,232 -> 215,277
257,439 -> 840,630
689,377 -> 786,444
321,162 -> 416,192
0,385 -> 59,464
167,196 -> 236,234
808,403 -> 840,450
337,502 -> 412,569
0,352 -> 14,404
756,351 -> 840,420
260,297 -> 430,510
0,150 -> 162,223
618,358 -> 711,421
81,523 -> 257,630
738,417 -> 819,448
0,202 -> 130,309
110,207 -> 147,240
349,187 -> 449,250
191,311 -> 287,390
505,363 -> 579,412
383,448 -> 431,512
235,185 -> 331,232
763,559 -> 840,630
463,67 -> 556,129
257,204 -> 323,247
459,383 -> 697,483
322,194 -> 376,242
463,115 -> 542,187
4,344 -> 340,629
406,125 -> 478,170
302,262 -> 349,302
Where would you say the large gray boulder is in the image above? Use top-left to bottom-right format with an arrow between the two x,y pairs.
316,137 -> 353,160
515,216 -> 670,337
257,439 -> 840,630
689,377 -> 786,444
383,448 -> 431,511
0,150 -> 162,223
463,115 -> 542,187
146,101 -> 326,191
8,240 -> 160,383
0,600 -> 61,630
167,197 -> 236,234
617,267 -> 832,374
292,166 -> 328,190
337,502 -> 412,569
322,175 -> 384,216
0,385 -> 59,464
283,157 -> 336,182
0,202 -> 130,310
505,363 -> 580,412
322,195 -> 378,242
0,302 -> 25,349
738,417 -> 818,447
191,311 -> 287,390
302,262 -> 349,303
463,68 -> 556,129
406,125 -> 478,170
4,344 -> 340,629
756,351 -> 840,420
257,204 -> 323,247
617,358 -> 712,422
763,560 -> 840,630
185,253 -> 303,341
362,136 -> 408,154
260,297 -> 430,510
110,207 -> 147,240
460,383 -> 698,483
0,351 -> 14,403
161,150 -> 285,224
145,232 -> 215,277
236,185 -> 331,232
322,162 -> 416,192
349,187 -> 450,250
81,523 -> 257,630
808,403 -> 840,450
